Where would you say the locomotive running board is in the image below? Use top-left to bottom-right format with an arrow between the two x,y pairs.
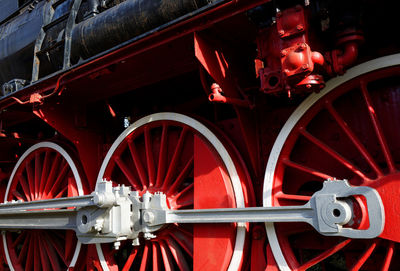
0,179 -> 384,247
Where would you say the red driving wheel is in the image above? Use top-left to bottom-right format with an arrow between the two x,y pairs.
265,55 -> 400,270
96,113 -> 253,271
2,142 -> 89,271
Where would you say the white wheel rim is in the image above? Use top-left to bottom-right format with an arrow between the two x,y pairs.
96,112 -> 246,271
263,53 -> 400,270
3,142 -> 84,270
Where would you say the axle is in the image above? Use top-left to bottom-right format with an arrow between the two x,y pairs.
0,179 -> 384,246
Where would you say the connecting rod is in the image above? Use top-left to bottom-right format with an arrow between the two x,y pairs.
0,179 -> 384,246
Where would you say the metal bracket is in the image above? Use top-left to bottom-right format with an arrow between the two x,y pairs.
1,79 -> 27,96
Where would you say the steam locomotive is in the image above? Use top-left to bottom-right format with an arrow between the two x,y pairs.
0,0 -> 399,270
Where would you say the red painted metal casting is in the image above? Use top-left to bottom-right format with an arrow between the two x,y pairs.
256,5 -> 325,95
325,30 -> 364,76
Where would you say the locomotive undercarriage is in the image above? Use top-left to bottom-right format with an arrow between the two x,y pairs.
1,0 -> 400,270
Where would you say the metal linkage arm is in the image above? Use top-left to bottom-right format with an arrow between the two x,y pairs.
166,205 -> 314,224
0,179 -> 385,247
144,180 -> 384,239
0,209 -> 78,230
0,195 -> 94,212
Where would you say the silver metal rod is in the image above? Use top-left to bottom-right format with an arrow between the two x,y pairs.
165,205 -> 313,224
0,195 -> 94,212
0,209 -> 77,230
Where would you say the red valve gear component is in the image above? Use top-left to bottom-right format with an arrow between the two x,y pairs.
256,5 -> 325,95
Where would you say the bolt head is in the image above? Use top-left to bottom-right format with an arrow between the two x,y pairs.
113,241 -> 121,250
278,30 -> 285,36
143,232 -> 157,240
143,211 -> 155,224
132,238 -> 140,246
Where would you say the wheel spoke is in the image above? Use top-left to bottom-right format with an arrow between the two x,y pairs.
156,124 -> 168,188
38,235 -> 51,271
42,153 -> 62,197
350,240 -> 379,271
152,242 -> 161,270
114,156 -> 141,190
43,233 -> 62,271
169,229 -> 193,257
325,102 -> 383,177
45,232 -> 67,266
12,230 -> 27,248
175,225 -> 193,238
299,128 -> 372,181
17,233 -> 30,264
162,127 -> 188,190
360,80 -> 396,173
159,240 -> 174,271
33,234 -> 41,271
167,155 -> 193,196
282,158 -> 333,180
275,191 -> 311,202
25,233 -> 35,271
382,241 -> 395,271
139,243 -> 150,271
298,239 -> 352,270
47,162 -> 69,198
25,161 -> 35,200
34,152 -> 41,199
170,183 -> 193,209
145,126 -> 156,187
12,189 -> 26,201
64,230 -> 75,261
166,237 -> 190,271
17,174 -> 32,201
54,184 -> 68,199
39,150 -> 51,199
128,139 -> 148,189
122,248 -> 138,271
